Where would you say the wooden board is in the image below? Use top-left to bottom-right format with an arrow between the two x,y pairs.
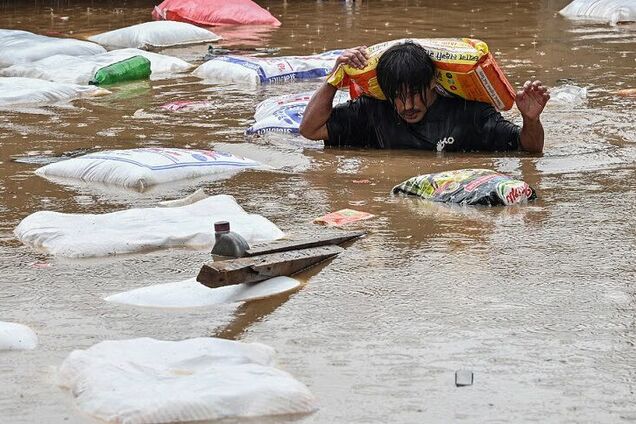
245,231 -> 365,257
197,245 -> 343,289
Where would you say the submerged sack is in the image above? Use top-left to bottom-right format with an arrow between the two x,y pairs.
0,29 -> 105,68
14,195 -> 284,258
560,0 -> 636,25
35,147 -> 260,190
329,38 -> 516,111
87,21 -> 221,50
152,0 -> 281,26
0,77 -> 107,106
247,90 -> 350,135
90,56 -> 151,85
193,51 -> 341,85
0,49 -> 192,84
58,338 -> 316,423
392,169 -> 536,206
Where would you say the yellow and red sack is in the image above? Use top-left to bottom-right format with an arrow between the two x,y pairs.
328,38 -> 516,111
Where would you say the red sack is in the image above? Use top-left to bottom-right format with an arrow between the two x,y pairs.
152,0 -> 282,27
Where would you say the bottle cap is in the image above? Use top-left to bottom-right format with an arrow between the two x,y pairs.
214,221 -> 230,233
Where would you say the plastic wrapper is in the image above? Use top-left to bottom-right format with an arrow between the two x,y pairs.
392,169 -> 536,206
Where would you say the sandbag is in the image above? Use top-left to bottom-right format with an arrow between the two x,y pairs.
392,169 -> 536,206
35,148 -> 260,190
0,29 -> 105,68
329,38 -> 516,111
247,90 -> 350,135
105,276 -> 301,308
0,321 -> 38,350
0,77 -> 108,106
14,194 -> 284,258
152,0 -> 281,27
87,21 -> 221,50
193,50 -> 341,85
0,49 -> 193,84
560,0 -> 636,25
58,338 -> 316,423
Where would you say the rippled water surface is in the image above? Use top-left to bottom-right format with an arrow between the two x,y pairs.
1,0 -> 635,423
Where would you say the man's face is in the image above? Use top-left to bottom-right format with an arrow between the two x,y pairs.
393,86 -> 433,124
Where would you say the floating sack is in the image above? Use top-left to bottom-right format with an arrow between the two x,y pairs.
193,50 -> 341,85
392,169 -> 536,206
58,338 -> 316,423
35,148 -> 260,190
0,321 -> 38,350
88,21 -> 221,50
152,0 -> 282,27
0,29 -> 105,68
314,209 -> 376,226
105,276 -> 300,308
0,77 -> 107,106
329,38 -> 516,111
247,90 -> 350,135
89,56 -> 151,85
0,48 -> 192,84
550,84 -> 588,104
14,195 -> 284,258
560,0 -> 636,25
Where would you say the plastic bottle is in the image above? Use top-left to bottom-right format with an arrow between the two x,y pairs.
90,56 -> 151,86
211,221 -> 249,258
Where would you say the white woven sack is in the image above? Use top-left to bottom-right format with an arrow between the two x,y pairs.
0,49 -> 192,84
88,21 -> 221,50
35,148 -> 260,190
0,29 -> 105,68
192,50 -> 341,85
248,90 -> 350,135
0,321 -> 38,350
560,0 -> 636,25
14,194 -> 284,258
58,338 -> 317,423
0,77 -> 106,106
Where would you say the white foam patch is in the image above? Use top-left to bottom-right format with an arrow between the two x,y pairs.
0,321 -> 38,350
58,337 -> 317,423
105,276 -> 301,308
14,195 -> 284,258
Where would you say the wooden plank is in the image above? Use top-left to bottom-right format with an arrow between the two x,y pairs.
197,245 -> 343,289
245,231 -> 365,257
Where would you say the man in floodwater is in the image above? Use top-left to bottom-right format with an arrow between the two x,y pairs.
299,42 -> 549,153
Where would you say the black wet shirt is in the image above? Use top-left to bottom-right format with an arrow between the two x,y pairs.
325,95 -> 521,151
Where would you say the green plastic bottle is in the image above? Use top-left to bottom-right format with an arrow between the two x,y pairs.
90,56 -> 151,86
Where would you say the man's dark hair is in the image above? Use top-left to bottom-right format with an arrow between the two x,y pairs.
376,42 -> 435,105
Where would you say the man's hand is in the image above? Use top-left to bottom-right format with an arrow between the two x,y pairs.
334,46 -> 370,70
516,80 -> 550,121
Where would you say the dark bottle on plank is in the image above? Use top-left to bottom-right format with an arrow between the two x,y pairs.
211,221 -> 249,258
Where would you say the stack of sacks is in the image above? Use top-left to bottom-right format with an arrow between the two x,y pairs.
34,148 -> 261,191
87,21 -> 221,50
560,0 -> 636,25
0,49 -> 193,84
58,338 -> 316,423
193,50 -> 341,85
105,276 -> 301,308
152,0 -> 281,26
0,29 -> 105,68
0,77 -> 107,106
247,90 -> 350,135
0,321 -> 38,350
14,194 -> 284,258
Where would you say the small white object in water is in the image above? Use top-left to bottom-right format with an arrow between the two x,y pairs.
0,321 -> 38,350
105,276 -> 301,308
550,84 -> 588,104
58,337 -> 317,423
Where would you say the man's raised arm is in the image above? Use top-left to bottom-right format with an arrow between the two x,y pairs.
516,80 -> 550,153
299,46 -> 369,141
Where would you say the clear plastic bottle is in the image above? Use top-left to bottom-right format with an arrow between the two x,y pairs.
211,221 -> 249,258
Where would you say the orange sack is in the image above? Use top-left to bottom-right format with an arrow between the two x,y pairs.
328,38 -> 516,111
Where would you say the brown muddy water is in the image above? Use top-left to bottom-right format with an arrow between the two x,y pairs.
1,0 -> 635,422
